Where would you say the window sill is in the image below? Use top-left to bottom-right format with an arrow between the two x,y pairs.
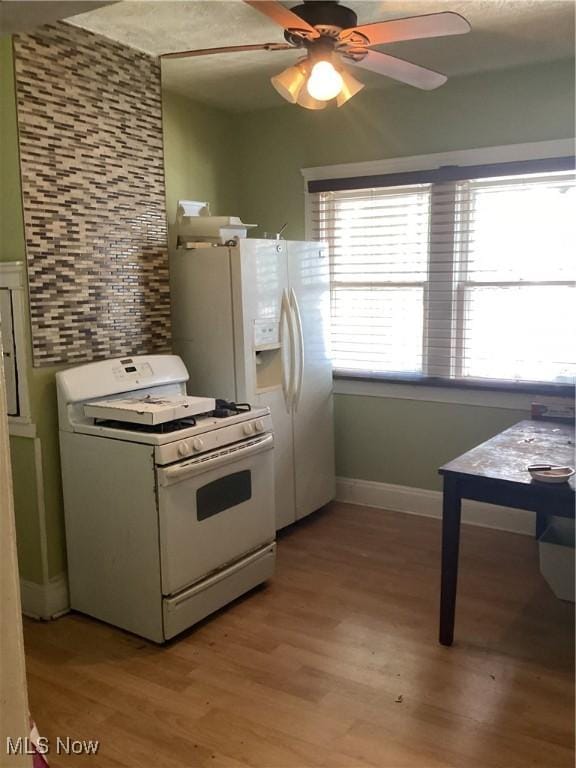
333,373 -> 574,411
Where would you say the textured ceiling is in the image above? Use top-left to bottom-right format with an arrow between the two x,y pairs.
0,1 -> 114,35
67,0 -> 575,111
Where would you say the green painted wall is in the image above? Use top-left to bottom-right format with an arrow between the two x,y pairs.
235,59 -> 575,239
0,36 -> 26,261
1,35 -> 68,582
9,437 -> 44,583
335,396 -> 529,491
31,365 -> 67,578
162,89 -> 240,247
1,35 -> 49,583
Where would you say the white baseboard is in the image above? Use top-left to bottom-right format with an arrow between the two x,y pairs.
336,477 -> 535,536
20,573 -> 70,620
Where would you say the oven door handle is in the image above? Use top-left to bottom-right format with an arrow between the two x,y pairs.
158,433 -> 274,487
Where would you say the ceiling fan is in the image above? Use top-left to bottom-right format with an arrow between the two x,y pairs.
161,0 -> 471,109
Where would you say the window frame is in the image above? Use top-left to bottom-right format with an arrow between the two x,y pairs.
304,140 -> 575,397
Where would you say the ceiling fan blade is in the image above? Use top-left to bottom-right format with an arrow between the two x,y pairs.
348,50 -> 447,90
161,42 -> 294,60
244,0 -> 319,39
340,12 -> 470,47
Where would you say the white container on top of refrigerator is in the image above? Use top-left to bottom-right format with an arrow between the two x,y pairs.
170,239 -> 335,530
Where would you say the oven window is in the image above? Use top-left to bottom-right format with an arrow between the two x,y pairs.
196,470 -> 252,521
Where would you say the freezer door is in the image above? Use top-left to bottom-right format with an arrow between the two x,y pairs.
234,239 -> 297,529
288,241 -> 335,519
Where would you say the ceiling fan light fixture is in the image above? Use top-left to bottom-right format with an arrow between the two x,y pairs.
336,67 -> 365,107
296,87 -> 327,110
306,60 -> 343,102
270,61 -> 308,103
165,3 -> 472,110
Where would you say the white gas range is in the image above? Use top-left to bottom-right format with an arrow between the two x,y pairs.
57,354 -> 276,643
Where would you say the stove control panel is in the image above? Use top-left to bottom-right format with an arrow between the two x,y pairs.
112,359 -> 155,384
155,411 -> 273,467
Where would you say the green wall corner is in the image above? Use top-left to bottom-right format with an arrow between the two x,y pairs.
162,89 -> 241,248
0,36 -> 26,262
1,36 -> 67,584
9,436 -> 44,583
334,395 -> 528,491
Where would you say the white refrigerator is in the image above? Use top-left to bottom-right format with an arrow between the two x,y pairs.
170,239 -> 335,530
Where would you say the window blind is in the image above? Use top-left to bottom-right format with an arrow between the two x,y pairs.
310,167 -> 576,390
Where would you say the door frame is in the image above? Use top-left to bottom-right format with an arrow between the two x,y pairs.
0,345 -> 31,767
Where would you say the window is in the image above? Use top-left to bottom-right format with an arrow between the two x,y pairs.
321,185 -> 430,375
310,163 -> 576,391
454,175 -> 575,385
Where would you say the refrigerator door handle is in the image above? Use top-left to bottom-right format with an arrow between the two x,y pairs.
290,288 -> 305,411
280,289 -> 295,412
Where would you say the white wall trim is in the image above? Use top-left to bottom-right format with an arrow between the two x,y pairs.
302,139 -> 575,241
336,477 -> 535,537
302,139 -> 575,182
333,377 -> 571,411
20,573 -> 69,620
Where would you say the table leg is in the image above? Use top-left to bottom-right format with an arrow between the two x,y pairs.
439,475 -> 462,647
535,509 -> 548,540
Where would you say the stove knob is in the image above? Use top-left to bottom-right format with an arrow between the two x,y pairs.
254,419 -> 264,432
177,442 -> 189,457
192,438 -> 204,452
243,422 -> 254,436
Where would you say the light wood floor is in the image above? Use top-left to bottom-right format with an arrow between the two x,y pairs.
24,503 -> 574,768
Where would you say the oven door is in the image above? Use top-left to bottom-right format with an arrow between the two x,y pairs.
156,433 -> 275,596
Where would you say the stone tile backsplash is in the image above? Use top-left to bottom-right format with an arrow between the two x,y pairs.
14,23 -> 171,366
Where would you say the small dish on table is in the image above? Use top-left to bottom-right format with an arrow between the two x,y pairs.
528,465 -> 575,484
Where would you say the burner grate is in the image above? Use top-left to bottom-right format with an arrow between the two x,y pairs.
95,417 -> 197,434
213,399 -> 251,418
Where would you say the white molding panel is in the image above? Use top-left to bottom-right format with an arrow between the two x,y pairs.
302,139 -> 575,183
333,377 -> 569,411
20,573 -> 69,620
303,139 -> 575,241
336,477 -> 535,536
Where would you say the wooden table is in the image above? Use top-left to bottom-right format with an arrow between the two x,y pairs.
439,419 -> 575,646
